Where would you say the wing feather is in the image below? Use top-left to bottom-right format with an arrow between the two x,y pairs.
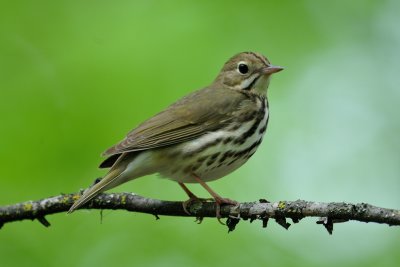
102,87 -> 248,156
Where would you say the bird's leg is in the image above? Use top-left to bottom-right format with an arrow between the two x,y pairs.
191,174 -> 238,224
179,182 -> 197,199
179,182 -> 202,215
179,182 -> 198,214
178,182 -> 214,215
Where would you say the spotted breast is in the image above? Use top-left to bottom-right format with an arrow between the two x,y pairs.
156,94 -> 269,183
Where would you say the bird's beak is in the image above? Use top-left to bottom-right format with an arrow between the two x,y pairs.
261,65 -> 284,75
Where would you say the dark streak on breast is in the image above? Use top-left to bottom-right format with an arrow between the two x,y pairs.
233,95 -> 266,145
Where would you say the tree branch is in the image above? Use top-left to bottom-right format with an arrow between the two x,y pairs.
0,192 -> 399,233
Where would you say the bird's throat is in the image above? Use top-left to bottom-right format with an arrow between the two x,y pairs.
253,75 -> 271,94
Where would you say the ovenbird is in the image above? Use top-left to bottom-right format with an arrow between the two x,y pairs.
68,52 -> 283,219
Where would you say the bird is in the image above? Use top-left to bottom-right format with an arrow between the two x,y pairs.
68,52 -> 283,220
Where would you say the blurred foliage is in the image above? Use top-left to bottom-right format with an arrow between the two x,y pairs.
0,1 -> 399,266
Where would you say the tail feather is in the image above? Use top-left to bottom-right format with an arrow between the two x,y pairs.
68,169 -> 124,213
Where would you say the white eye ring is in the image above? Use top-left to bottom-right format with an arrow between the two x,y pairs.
237,61 -> 249,75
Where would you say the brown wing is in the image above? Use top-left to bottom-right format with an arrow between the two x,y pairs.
102,87 -> 248,157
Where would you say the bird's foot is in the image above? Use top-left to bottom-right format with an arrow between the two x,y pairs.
214,197 -> 239,225
182,197 -> 214,215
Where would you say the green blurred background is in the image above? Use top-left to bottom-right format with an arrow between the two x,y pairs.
1,1 -> 399,266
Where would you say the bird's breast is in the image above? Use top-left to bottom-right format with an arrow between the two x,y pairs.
157,97 -> 269,183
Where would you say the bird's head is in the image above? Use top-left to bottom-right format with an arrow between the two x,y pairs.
215,52 -> 283,94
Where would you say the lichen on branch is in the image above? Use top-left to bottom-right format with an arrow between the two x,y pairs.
0,193 -> 399,234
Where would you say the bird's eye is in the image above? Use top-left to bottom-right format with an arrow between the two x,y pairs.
237,63 -> 249,74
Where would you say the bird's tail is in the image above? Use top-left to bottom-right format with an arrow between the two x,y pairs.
68,167 -> 125,213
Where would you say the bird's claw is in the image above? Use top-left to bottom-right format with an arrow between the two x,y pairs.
214,197 -> 239,225
182,197 -> 213,215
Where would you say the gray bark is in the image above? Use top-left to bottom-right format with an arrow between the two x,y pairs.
1,192 -> 399,233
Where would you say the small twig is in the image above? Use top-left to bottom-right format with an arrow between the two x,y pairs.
36,216 -> 51,227
0,193 -> 399,233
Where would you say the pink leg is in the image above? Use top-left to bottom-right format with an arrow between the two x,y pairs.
179,182 -> 197,199
192,174 -> 238,223
178,182 -> 206,215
